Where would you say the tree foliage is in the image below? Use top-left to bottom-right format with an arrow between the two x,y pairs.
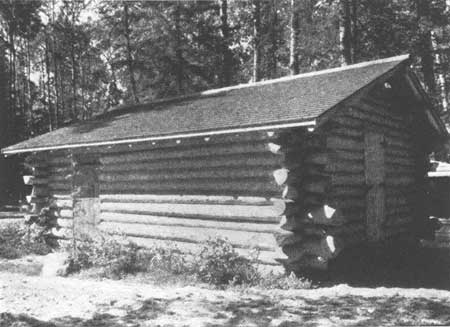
0,0 -> 449,143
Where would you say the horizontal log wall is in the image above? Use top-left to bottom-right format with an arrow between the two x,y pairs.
25,150 -> 73,238
275,93 -> 428,271
324,95 -> 424,243
95,131 -> 289,267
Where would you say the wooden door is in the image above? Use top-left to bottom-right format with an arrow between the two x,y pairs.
365,132 -> 385,242
72,155 -> 100,239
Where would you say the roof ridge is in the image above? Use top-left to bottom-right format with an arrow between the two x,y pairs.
201,54 -> 410,95
108,54 -> 410,114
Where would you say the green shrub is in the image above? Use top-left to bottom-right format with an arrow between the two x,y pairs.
65,234 -> 312,289
194,238 -> 260,286
67,235 -> 149,278
0,222 -> 53,259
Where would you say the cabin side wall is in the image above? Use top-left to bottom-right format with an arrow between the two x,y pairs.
90,131 -> 292,267
275,91 -> 431,271
327,94 -> 429,240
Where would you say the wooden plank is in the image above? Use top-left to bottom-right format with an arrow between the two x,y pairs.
327,161 -> 364,174
100,141 -> 274,165
97,221 -> 279,251
331,116 -> 364,129
330,185 -> 366,197
305,153 -> 328,165
365,132 -> 385,242
327,136 -> 364,151
98,167 -> 273,183
73,198 -> 100,239
57,218 -> 73,228
58,209 -> 74,219
99,179 -> 281,196
101,153 -> 282,173
51,198 -> 73,209
331,174 -> 365,186
384,176 -> 417,187
345,109 -> 407,131
355,101 -> 405,124
100,194 -> 273,205
383,215 -> 414,227
48,182 -> 72,190
31,186 -> 49,197
330,127 -> 363,138
100,201 -> 285,220
99,212 -> 279,233
90,130 -> 277,155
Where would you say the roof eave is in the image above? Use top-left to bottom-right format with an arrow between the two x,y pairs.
405,70 -> 448,138
2,119 -> 317,155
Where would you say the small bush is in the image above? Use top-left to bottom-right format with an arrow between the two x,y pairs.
0,222 -> 53,259
24,205 -> 60,249
194,238 -> 260,286
67,236 -> 148,278
146,246 -> 188,275
65,234 -> 312,289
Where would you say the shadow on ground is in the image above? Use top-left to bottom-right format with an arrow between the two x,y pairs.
322,244 -> 450,290
2,293 -> 450,327
0,298 -> 172,327
206,295 -> 450,327
3,243 -> 450,326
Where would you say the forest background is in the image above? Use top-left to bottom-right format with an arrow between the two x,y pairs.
0,0 -> 449,203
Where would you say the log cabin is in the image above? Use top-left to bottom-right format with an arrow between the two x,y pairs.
2,54 -> 447,271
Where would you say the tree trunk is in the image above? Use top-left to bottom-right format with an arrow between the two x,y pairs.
252,0 -> 261,82
70,3 -> 78,122
289,0 -> 299,75
174,2 -> 184,94
26,38 -> 32,133
431,30 -> 448,114
350,0 -> 358,62
70,41 -> 77,121
51,0 -> 59,128
267,0 -> 278,79
416,0 -> 436,93
8,25 -> 16,119
339,0 -> 353,65
44,36 -> 53,131
123,2 -> 139,103
220,0 -> 232,86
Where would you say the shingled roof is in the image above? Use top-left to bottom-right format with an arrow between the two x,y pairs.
2,54 -> 421,154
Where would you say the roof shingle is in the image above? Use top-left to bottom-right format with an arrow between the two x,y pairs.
3,55 -> 409,154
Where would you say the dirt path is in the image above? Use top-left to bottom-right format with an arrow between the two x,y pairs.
1,272 -> 450,326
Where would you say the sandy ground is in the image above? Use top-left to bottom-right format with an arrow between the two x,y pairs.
1,271 -> 450,327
